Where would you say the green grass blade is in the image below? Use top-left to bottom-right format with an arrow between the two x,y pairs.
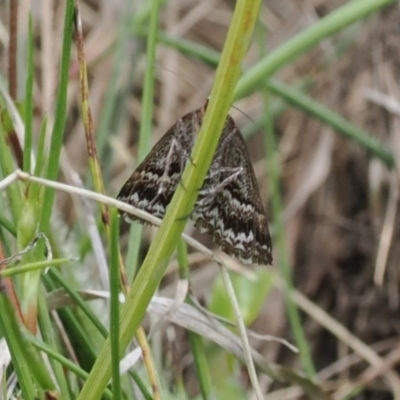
263,91 -> 316,379
154,31 -> 220,67
267,79 -> 394,167
234,0 -> 397,100
110,208 -> 122,399
177,240 -> 213,399
0,258 -> 72,277
0,293 -> 56,391
97,1 -> 138,167
39,0 -> 74,233
0,294 -> 37,398
0,110 -> 23,223
137,0 -> 160,161
0,214 -> 16,236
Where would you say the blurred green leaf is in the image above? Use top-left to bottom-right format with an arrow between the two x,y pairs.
209,268 -> 275,326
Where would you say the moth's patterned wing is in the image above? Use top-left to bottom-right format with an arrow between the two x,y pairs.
117,104 -> 272,265
192,116 -> 273,265
117,110 -> 201,222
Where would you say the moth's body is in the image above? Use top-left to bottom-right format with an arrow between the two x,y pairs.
117,105 -> 272,265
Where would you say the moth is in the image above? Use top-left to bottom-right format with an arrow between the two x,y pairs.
117,103 -> 272,265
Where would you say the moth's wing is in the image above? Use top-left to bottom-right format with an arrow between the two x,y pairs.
193,117 -> 272,265
117,112 -> 198,222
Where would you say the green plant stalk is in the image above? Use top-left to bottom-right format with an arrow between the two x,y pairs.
39,0 -> 74,233
131,0 -> 167,28
187,332 -> 212,399
125,224 -> 143,282
23,12 -> 34,173
267,79 -> 394,167
241,92 -> 304,140
126,0 -> 162,282
263,91 -> 316,379
128,370 -> 153,400
176,239 -> 190,281
110,208 -> 122,399
0,258 -> 72,277
77,0 -> 261,398
0,111 -> 23,223
154,31 -> 220,67
0,294 -> 37,398
38,291 -> 72,400
0,231 -> 12,264
137,0 -> 160,161
234,0 -> 397,100
0,214 -> 16,236
177,240 -> 213,399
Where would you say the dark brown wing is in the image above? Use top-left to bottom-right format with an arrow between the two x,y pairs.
117,109 -> 202,222
192,116 -> 272,265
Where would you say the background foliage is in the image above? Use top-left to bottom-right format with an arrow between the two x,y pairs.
0,0 -> 399,399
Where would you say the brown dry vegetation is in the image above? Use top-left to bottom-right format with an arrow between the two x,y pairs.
2,0 -> 400,399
